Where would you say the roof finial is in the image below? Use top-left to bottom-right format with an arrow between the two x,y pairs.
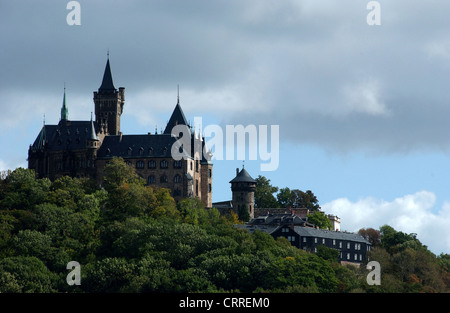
107,49 -> 110,59
243,160 -> 245,169
43,113 -> 46,126
177,84 -> 180,104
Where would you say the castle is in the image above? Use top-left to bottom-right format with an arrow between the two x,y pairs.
28,57 -> 213,208
27,57 -> 370,263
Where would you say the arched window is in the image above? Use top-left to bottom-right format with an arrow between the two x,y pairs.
147,175 -> 155,184
160,175 -> 168,183
136,160 -> 144,169
148,160 -> 156,169
174,174 -> 182,183
160,160 -> 168,169
174,160 -> 182,169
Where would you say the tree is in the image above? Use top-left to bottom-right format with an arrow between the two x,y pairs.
102,157 -> 143,193
238,205 -> 250,222
358,228 -> 381,247
306,211 -> 332,229
0,256 -> 58,293
254,175 -> 278,208
316,245 -> 339,262
277,187 -> 294,207
277,188 -> 321,211
0,168 -> 50,211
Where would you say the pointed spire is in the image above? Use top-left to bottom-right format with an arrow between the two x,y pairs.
61,85 -> 69,121
88,112 -> 99,141
163,94 -> 189,134
99,54 -> 116,92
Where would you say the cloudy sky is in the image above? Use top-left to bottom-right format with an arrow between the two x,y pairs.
1,0 -> 449,254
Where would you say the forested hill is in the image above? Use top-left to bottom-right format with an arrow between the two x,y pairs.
0,158 -> 448,293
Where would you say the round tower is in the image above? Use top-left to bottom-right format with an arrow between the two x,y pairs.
230,167 -> 256,221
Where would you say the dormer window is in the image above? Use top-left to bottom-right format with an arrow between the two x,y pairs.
127,147 -> 132,156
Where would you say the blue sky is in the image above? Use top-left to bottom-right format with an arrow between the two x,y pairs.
1,0 -> 449,254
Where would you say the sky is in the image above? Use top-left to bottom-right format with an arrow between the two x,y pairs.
0,0 -> 449,255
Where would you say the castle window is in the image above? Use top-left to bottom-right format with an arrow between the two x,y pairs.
208,169 -> 212,178
147,175 -> 155,184
139,147 -> 144,156
148,147 -> 153,155
148,160 -> 156,169
174,160 -> 182,169
208,183 -> 212,193
127,147 -> 132,156
136,160 -> 144,169
174,174 -> 182,183
160,175 -> 168,183
160,160 -> 168,169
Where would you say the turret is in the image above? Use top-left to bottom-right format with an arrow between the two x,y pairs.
230,167 -> 256,220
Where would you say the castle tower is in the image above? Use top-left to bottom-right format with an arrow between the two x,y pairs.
93,57 -> 125,136
230,166 -> 256,220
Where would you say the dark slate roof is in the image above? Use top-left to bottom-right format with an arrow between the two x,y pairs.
293,226 -> 370,244
98,59 -> 116,92
31,120 -> 99,151
229,168 -> 256,183
234,224 -> 279,235
163,102 -> 189,134
97,132 -> 211,162
97,134 -> 177,159
250,214 -> 313,227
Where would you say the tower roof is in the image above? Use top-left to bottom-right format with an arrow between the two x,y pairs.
163,99 -> 189,134
99,58 -> 116,92
61,88 -> 69,121
88,113 -> 99,141
230,168 -> 256,183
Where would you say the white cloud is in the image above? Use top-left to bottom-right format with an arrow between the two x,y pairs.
341,78 -> 389,116
0,159 -> 8,172
425,40 -> 450,60
322,191 -> 450,255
